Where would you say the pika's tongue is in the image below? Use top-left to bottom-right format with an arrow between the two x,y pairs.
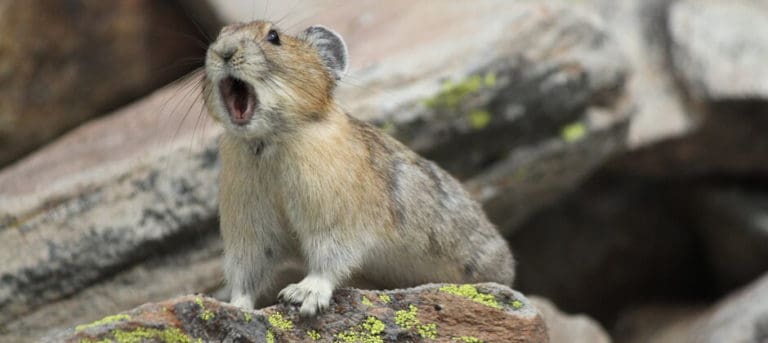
220,77 -> 257,125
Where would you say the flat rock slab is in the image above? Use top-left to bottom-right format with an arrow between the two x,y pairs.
669,0 -> 768,101
51,283 -> 548,343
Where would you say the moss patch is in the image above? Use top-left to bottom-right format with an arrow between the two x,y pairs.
78,327 -> 194,343
307,329 -> 321,341
194,298 -> 214,321
75,314 -> 131,332
361,296 -> 374,306
336,316 -> 386,343
394,305 -> 419,329
424,72 -> 497,110
561,122 -> 587,143
418,323 -> 438,339
468,110 -> 492,129
439,284 -> 501,309
511,300 -> 524,310
453,336 -> 484,343
268,312 -> 294,331
378,294 -> 392,304
266,330 -> 275,343
242,311 -> 253,322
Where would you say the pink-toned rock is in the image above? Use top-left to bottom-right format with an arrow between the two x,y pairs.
0,0 -> 217,166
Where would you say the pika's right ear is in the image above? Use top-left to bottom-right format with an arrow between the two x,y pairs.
300,25 -> 348,80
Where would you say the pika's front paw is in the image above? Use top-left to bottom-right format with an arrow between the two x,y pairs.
278,275 -> 333,317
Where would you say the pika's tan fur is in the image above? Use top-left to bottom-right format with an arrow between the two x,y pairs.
203,21 -> 515,316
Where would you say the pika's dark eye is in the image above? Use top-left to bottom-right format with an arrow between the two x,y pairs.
266,29 -> 280,45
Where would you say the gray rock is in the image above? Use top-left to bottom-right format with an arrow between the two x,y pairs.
669,0 -> 768,102
529,296 -> 612,343
592,0 -> 694,147
49,283 -> 548,343
0,1 -> 630,340
616,272 -> 768,343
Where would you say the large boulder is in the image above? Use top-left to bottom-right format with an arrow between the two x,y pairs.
50,283 -> 548,343
0,1 -> 630,341
0,0 -> 218,166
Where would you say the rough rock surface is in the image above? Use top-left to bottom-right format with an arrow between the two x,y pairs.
669,0 -> 768,101
0,2 -> 629,341
616,272 -> 768,343
0,0 -> 217,166
529,296 -> 611,343
50,283 -> 548,343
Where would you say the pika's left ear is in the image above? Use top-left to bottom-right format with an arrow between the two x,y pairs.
300,25 -> 348,80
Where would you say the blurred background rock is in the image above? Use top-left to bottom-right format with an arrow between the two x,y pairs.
0,0 -> 766,342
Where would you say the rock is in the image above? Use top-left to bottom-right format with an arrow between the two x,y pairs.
669,0 -> 768,102
615,272 -> 768,343
0,1 -> 629,341
609,0 -> 768,178
509,176 -> 708,322
590,0 -> 694,147
613,304 -> 706,343
0,0 -> 219,166
49,283 -> 548,343
689,188 -> 768,292
529,296 -> 612,343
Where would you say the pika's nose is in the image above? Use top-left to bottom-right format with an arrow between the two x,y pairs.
218,48 -> 236,63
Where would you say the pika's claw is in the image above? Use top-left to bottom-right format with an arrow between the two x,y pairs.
277,275 -> 333,317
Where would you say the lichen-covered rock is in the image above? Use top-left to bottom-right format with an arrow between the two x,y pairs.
0,1 -> 628,341
669,0 -> 768,102
49,284 -> 548,343
0,0 -> 218,166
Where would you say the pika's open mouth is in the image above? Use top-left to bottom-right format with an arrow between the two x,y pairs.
220,77 -> 258,126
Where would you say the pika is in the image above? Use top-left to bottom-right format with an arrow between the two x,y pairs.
203,21 -> 515,316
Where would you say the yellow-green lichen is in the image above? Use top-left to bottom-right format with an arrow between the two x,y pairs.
307,329 -> 321,340
361,296 -> 374,306
266,330 -> 275,343
268,312 -> 294,330
75,314 -> 131,332
417,323 -> 438,339
468,110 -> 492,129
424,72 -> 497,110
439,284 -> 501,309
394,305 -> 419,329
242,311 -> 253,322
453,336 -> 484,343
511,300 -> 524,310
195,297 -> 214,321
484,72 -> 497,87
379,294 -> 392,304
108,327 -> 193,343
336,316 -> 385,343
561,122 -> 587,143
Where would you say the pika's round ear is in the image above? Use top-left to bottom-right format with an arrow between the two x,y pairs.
300,25 -> 348,80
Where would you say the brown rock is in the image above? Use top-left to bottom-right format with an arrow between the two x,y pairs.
49,283 -> 548,343
0,0 -> 218,166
